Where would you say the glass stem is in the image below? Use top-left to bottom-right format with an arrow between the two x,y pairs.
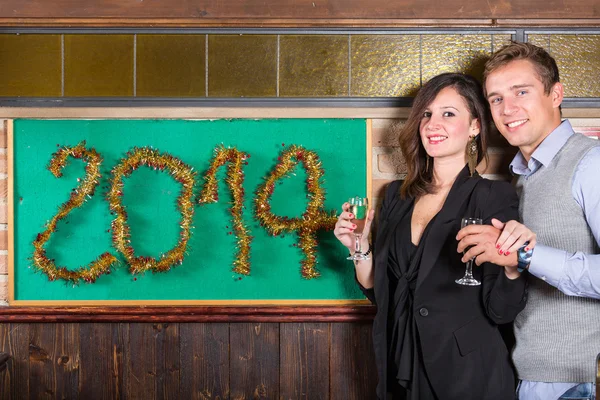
354,234 -> 363,254
465,259 -> 474,278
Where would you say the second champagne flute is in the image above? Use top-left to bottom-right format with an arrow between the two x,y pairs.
347,197 -> 369,261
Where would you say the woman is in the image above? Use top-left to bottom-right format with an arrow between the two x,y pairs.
334,73 -> 527,400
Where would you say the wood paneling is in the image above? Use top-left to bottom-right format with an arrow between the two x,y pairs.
230,323 -> 280,399
0,321 -> 377,398
29,323 -> 79,399
280,323 -> 329,400
0,323 -> 29,400
180,323 -> 229,400
330,323 -> 377,400
1,0 -> 600,21
79,323 -> 126,400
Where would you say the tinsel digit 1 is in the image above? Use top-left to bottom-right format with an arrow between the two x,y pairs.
254,145 -> 337,279
32,141 -> 117,284
108,147 -> 197,274
198,146 -> 252,275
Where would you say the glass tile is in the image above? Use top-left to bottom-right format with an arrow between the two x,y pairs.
208,35 -> 277,97
422,34 -> 493,83
527,34 -> 551,52
0,34 -> 61,97
492,34 -> 514,53
137,35 -> 205,97
280,35 -> 349,97
64,35 -> 134,97
351,35 -> 420,97
550,35 -> 600,97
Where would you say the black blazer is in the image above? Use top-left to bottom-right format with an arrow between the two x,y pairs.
362,167 -> 528,400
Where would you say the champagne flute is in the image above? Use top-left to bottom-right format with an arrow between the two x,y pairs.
456,217 -> 483,286
347,197 -> 369,261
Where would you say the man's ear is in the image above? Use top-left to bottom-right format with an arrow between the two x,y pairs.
551,82 -> 564,108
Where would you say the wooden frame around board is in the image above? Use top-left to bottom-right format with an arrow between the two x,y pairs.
4,111 -> 374,306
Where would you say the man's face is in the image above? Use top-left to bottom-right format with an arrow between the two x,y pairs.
485,59 -> 563,157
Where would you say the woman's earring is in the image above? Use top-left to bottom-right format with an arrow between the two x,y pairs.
467,135 -> 479,177
426,154 -> 430,172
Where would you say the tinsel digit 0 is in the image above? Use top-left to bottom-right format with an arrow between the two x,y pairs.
254,145 -> 337,279
32,141 -> 118,284
108,147 -> 197,274
198,146 -> 252,275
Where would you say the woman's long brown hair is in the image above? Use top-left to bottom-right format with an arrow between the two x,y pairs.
399,73 -> 490,199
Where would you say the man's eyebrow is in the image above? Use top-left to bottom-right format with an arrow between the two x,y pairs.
486,84 -> 534,99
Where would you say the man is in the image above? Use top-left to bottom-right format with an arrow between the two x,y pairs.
457,42 -> 600,400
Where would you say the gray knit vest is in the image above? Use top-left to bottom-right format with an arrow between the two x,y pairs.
512,132 -> 600,383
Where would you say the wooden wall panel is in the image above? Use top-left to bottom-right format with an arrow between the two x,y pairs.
127,324 -> 160,399
155,323 -> 180,400
330,323 -> 377,400
230,323 -> 280,400
179,323 -> 229,400
79,323 -> 127,400
29,323 -> 79,399
0,323 -> 29,400
280,323 -> 329,400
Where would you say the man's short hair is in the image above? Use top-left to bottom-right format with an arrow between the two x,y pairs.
483,41 -> 560,95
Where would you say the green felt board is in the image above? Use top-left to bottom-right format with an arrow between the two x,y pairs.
12,119 -> 367,302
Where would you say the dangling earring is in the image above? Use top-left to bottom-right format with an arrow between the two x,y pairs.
467,135 -> 479,177
425,154 -> 431,173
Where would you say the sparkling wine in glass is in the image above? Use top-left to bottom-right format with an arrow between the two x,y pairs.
456,217 -> 483,286
347,197 -> 370,261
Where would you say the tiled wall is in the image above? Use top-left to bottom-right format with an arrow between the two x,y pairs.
0,33 -> 517,98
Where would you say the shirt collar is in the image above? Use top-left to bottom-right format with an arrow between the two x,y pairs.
509,120 -> 574,176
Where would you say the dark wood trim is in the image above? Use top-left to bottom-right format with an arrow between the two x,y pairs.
0,306 -> 376,322
1,18 -> 600,28
1,0 -> 600,27
1,0 -> 600,19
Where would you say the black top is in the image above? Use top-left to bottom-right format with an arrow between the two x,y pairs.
387,206 -> 438,399
358,166 -> 528,400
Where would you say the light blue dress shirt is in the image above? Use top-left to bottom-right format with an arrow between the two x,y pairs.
510,120 -> 600,400
510,120 -> 600,300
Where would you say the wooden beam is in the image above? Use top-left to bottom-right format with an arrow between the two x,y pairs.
0,306 -> 376,322
1,0 -> 600,27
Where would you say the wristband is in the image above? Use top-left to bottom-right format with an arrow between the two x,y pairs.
349,243 -> 371,258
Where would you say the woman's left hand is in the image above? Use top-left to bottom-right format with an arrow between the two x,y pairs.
492,218 -> 537,257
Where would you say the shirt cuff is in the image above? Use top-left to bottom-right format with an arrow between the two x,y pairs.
527,244 -> 565,288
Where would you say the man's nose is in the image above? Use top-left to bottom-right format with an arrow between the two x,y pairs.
502,98 -> 518,115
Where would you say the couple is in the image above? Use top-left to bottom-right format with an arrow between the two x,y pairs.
334,42 -> 600,400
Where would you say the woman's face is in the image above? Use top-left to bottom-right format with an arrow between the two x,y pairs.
419,86 -> 480,163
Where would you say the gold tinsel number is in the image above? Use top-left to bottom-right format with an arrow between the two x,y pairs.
32,142 -> 118,284
254,145 -> 337,279
198,146 -> 252,275
107,147 -> 197,274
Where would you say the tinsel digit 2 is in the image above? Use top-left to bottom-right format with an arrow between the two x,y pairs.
198,146 -> 252,275
32,141 -> 118,284
108,147 -> 197,274
254,145 -> 337,279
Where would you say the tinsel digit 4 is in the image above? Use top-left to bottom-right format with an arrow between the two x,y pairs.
198,146 -> 252,275
254,145 -> 337,279
32,142 -> 117,284
108,147 -> 197,274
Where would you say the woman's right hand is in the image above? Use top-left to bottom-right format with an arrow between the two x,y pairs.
333,202 -> 375,252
